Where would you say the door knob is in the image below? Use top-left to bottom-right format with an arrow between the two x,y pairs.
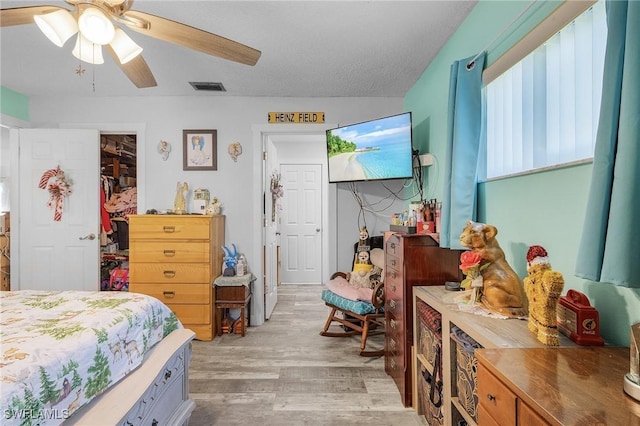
79,233 -> 96,240
316,228 -> 321,232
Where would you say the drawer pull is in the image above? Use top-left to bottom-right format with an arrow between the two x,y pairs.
163,249 -> 176,257
163,271 -> 176,278
391,271 -> 397,279
163,226 -> 175,233
391,284 -> 396,292
391,259 -> 396,266
164,369 -> 172,381
163,291 -> 175,298
389,299 -> 397,309
390,319 -> 398,329
486,393 -> 496,402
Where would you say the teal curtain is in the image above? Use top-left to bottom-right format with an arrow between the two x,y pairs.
440,53 -> 486,249
575,0 -> 640,287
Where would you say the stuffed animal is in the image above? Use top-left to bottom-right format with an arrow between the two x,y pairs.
350,227 -> 373,287
524,245 -> 564,346
459,221 -> 528,318
222,244 -> 239,276
347,248 -> 384,289
354,227 -> 372,267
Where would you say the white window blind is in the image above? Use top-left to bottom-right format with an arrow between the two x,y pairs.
485,0 -> 607,179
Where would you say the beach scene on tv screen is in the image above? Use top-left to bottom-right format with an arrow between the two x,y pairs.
327,114 -> 413,182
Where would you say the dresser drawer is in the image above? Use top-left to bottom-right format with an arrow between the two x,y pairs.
386,252 -> 401,271
385,271 -> 403,299
386,235 -> 404,257
477,403 -> 501,426
387,313 -> 402,338
518,399 -> 550,426
386,284 -> 403,319
130,263 -> 211,284
129,241 -> 210,263
130,283 -> 211,304
385,346 -> 403,379
169,304 -> 211,324
477,363 -> 516,425
129,216 -> 211,240
216,285 -> 251,301
139,371 -> 185,426
386,331 -> 402,355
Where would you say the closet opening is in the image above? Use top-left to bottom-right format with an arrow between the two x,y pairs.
100,133 -> 137,291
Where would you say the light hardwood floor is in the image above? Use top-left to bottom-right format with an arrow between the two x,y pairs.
188,284 -> 427,425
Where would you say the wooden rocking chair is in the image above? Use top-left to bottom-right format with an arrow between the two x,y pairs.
320,235 -> 385,357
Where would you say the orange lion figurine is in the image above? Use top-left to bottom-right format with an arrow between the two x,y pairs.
459,221 -> 528,318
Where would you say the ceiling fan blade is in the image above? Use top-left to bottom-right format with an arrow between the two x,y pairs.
105,44 -> 157,88
0,5 -> 66,27
121,10 -> 261,66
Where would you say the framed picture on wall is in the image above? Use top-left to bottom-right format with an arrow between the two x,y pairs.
183,129 -> 217,170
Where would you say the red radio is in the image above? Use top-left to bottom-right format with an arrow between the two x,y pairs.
557,289 -> 604,346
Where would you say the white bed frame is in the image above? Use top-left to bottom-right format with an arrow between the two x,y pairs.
67,328 -> 196,426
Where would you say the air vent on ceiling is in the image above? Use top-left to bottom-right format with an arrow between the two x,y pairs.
189,82 -> 226,92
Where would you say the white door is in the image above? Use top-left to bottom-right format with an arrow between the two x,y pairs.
16,128 -> 100,290
280,164 -> 322,284
264,141 -> 279,319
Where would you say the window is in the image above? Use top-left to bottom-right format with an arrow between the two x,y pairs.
484,0 -> 607,179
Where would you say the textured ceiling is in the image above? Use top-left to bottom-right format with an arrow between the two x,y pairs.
0,1 -> 477,98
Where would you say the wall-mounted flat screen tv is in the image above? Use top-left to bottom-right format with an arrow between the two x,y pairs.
326,112 -> 414,183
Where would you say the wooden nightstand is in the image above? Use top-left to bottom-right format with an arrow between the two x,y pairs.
214,274 -> 255,336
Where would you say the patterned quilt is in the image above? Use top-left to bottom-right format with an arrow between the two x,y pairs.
0,290 -> 182,426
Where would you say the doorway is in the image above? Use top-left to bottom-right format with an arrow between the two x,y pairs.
279,163 -> 322,284
99,134 -> 136,291
252,124 -> 336,326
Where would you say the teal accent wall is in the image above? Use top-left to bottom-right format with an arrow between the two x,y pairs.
1,86 -> 29,122
405,0 -> 639,347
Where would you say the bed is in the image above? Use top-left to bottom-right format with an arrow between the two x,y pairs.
0,290 -> 196,426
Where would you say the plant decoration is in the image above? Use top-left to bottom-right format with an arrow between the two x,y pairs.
38,166 -> 73,222
270,170 -> 283,222
459,251 -> 489,303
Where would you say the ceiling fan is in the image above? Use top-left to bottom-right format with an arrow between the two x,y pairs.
0,0 -> 262,88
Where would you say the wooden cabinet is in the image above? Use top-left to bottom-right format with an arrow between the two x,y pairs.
476,347 -> 640,426
384,233 -> 462,407
413,286 -> 576,426
129,214 -> 225,341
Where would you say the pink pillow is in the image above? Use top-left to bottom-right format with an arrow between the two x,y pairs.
326,276 -> 374,302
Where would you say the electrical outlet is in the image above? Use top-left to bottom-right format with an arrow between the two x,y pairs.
413,153 -> 434,168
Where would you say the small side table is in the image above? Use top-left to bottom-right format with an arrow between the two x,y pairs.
214,273 -> 255,337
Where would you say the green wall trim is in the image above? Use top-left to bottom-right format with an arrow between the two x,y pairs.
1,86 -> 29,122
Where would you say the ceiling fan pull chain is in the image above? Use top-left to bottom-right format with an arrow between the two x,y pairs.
91,41 -> 96,93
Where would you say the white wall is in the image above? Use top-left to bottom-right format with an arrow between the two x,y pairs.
1,114 -> 30,211
27,95 -> 409,324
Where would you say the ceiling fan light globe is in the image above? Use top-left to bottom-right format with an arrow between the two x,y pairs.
34,9 -> 78,47
110,28 -> 143,64
72,34 -> 104,64
78,7 -> 115,45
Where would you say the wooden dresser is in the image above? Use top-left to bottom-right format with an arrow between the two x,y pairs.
413,286 -> 576,426
384,232 -> 462,407
129,214 -> 225,341
476,347 -> 640,426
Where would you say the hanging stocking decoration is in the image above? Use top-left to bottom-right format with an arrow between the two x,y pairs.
39,166 -> 73,221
